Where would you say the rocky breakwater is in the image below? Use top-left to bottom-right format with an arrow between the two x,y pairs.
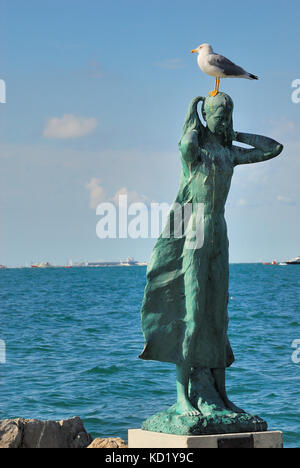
0,416 -> 128,448
0,417 -> 93,448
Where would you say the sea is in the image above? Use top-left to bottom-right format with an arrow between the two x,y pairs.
0,264 -> 299,448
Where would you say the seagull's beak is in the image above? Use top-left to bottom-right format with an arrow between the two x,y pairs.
191,49 -> 197,54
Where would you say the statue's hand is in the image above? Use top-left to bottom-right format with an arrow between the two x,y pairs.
232,131 -> 240,141
232,130 -> 239,142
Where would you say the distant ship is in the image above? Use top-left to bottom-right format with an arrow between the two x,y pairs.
31,262 -> 53,268
279,256 -> 300,266
0,264 -> 7,269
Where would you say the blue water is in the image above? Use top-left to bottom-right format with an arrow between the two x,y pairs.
0,265 -> 299,447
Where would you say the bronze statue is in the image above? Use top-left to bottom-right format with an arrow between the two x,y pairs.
139,93 -> 283,435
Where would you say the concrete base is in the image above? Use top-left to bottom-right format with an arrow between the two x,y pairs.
128,429 -> 283,448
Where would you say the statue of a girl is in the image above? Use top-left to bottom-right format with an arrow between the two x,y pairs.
139,93 -> 283,434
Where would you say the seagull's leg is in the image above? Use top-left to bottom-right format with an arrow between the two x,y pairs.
208,78 -> 219,97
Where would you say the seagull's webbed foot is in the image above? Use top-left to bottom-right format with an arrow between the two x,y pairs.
208,78 -> 220,97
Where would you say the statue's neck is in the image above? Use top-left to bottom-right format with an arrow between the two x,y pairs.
205,128 -> 224,146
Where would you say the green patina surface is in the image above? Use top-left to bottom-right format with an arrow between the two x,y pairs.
142,406 -> 267,436
139,93 -> 283,434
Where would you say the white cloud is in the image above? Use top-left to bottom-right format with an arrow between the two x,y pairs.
112,187 -> 149,205
85,178 -> 106,209
277,195 -> 294,205
43,114 -> 98,139
85,180 -> 150,210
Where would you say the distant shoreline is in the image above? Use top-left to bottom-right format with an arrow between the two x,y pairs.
0,264 -> 149,270
1,262 -> 293,270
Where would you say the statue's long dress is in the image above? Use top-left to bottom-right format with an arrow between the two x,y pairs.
139,142 -> 235,369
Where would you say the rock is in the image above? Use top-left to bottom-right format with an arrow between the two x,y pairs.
58,417 -> 92,449
0,419 -> 23,448
22,419 -> 61,449
87,437 -> 127,448
0,417 -> 92,448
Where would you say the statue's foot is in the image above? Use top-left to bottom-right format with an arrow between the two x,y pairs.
222,396 -> 245,414
175,399 -> 201,417
208,90 -> 219,97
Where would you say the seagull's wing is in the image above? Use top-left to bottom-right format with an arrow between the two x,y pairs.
208,54 -> 246,76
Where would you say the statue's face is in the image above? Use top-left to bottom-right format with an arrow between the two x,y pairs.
202,94 -> 234,137
205,105 -> 232,135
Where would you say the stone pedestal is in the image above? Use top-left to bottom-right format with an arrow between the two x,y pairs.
128,429 -> 283,448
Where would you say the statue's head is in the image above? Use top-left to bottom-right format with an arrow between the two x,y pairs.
202,93 -> 234,145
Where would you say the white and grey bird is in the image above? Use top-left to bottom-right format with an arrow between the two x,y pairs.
191,43 -> 258,96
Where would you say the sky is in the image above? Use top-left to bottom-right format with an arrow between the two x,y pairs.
0,0 -> 299,266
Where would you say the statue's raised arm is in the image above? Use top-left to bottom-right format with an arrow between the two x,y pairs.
232,132 -> 283,165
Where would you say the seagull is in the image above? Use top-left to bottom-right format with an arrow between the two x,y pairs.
191,43 -> 258,97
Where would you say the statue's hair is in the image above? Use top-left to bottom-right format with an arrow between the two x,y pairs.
179,96 -> 205,147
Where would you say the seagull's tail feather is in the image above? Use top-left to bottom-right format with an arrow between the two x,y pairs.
247,73 -> 259,80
